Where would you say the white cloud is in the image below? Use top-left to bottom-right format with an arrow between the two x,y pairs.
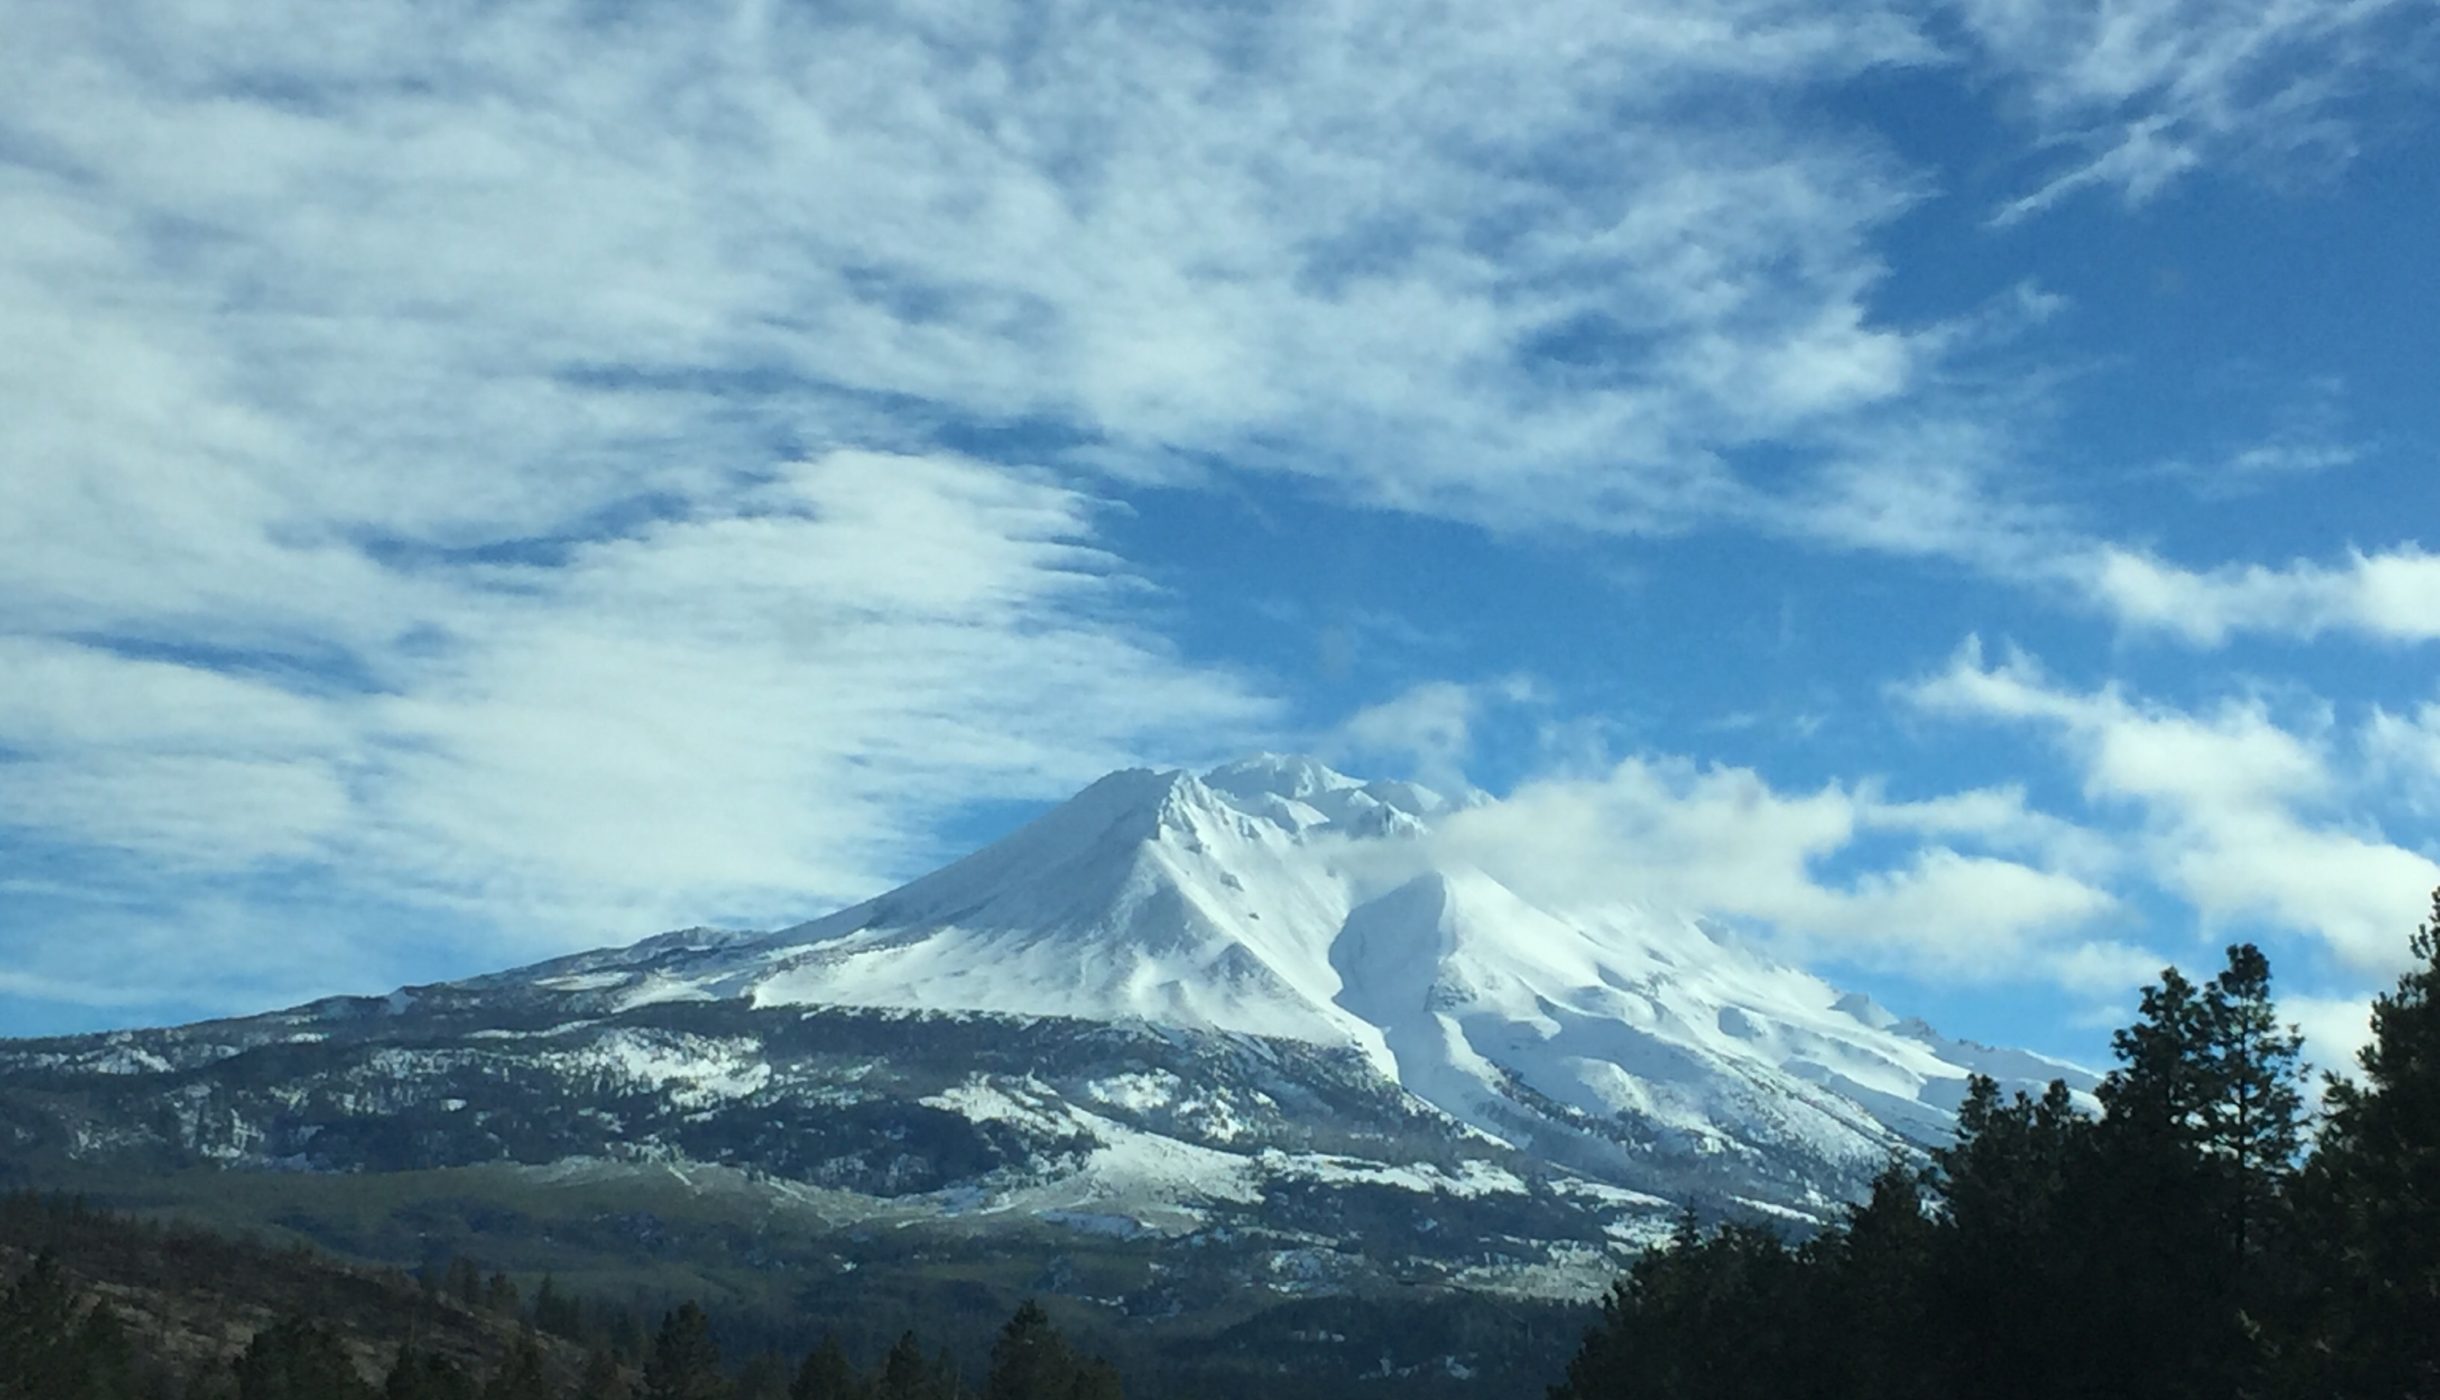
1962,0 -> 2421,221
0,0 -> 1982,564
2,0 -> 2431,1028
2286,993 -> 2378,1080
1395,755 -> 2127,988
0,0 -> 2006,1015
2367,701 -> 2440,814
1333,676 -> 1542,793
2081,544 -> 2440,645
1906,638 -> 2440,974
1,452 -> 1280,979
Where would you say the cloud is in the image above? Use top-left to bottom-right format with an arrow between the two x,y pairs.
1962,0 -> 2424,221
1905,638 -> 2440,974
1333,676 -> 1543,793
2080,544 -> 2440,645
0,452 -> 1280,1010
2285,993 -> 2378,1080
1373,755 -> 2129,989
2,0 -> 2431,1032
2366,701 -> 2440,814
0,0 -> 2014,1017
0,0 -> 1984,557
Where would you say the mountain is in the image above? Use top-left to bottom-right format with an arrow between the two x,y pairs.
0,755 -> 2091,1324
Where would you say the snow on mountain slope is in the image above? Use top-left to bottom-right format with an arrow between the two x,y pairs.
475,755 -> 2091,1201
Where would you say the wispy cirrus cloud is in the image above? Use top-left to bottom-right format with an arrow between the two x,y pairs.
0,452 -> 1280,1017
1961,0 -> 2426,222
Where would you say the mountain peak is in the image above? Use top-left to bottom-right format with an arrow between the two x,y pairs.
1202,753 -> 1362,803
409,755 -> 2094,1212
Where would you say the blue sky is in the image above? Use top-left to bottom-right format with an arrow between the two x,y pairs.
4,0 -> 2438,1073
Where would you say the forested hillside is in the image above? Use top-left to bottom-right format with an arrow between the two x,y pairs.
0,1194 -> 1127,1400
1551,894 -> 2440,1400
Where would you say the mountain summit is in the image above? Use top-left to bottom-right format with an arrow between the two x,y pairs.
467,756 -> 2088,1193
0,757 -> 2091,1304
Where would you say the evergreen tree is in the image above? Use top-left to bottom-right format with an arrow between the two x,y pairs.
2077,946 -> 2310,1399
2104,967 -> 2215,1145
484,1273 -> 522,1319
872,1332 -> 930,1400
447,1258 -> 485,1311
1814,1162 -> 1936,1400
986,1302 -> 1076,1400
534,1275 -> 585,1340
231,1315 -> 371,1400
1923,1076 -> 2090,1400
735,1352 -> 790,1400
67,1300 -> 138,1400
2306,890 -> 2440,1397
2202,943 -> 2308,1265
581,1348 -> 635,1400
790,1334 -> 862,1400
0,1249 -> 82,1400
644,1302 -> 727,1400
384,1342 -> 465,1400
482,1331 -> 553,1400
1549,1217 -> 1810,1400
606,1304 -> 649,1364
1065,1358 -> 1121,1400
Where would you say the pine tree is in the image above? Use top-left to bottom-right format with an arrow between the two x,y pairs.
448,1258 -> 485,1311
1066,1358 -> 1121,1400
2078,947 -> 2307,1400
1549,1216 -> 1809,1400
482,1330 -> 553,1400
67,1299 -> 137,1400
231,1315 -> 372,1400
382,1342 -> 424,1400
484,1273 -> 522,1319
1816,1162 -> 1936,1400
2306,890 -> 2440,1398
986,1302 -> 1076,1400
735,1353 -> 789,1400
872,1332 -> 930,1400
581,1348 -> 636,1400
790,1334 -> 861,1400
534,1275 -> 585,1339
0,1249 -> 82,1400
2202,943 -> 2307,1266
1924,1076 -> 2092,1400
644,1302 -> 728,1400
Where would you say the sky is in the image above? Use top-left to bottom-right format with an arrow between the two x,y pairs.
4,0 -> 2438,1075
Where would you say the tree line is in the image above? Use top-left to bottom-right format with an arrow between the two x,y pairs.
1,1223 -> 1123,1400
1551,891 -> 2440,1400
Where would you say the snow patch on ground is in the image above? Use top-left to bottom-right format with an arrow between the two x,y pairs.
576,1030 -> 770,1107
1259,1151 -> 1528,1198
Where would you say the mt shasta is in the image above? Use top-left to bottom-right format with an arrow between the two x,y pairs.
0,755 -> 2090,1300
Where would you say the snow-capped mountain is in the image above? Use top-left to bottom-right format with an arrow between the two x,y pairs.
459,754 -> 2087,1196
0,755 -> 2092,1305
